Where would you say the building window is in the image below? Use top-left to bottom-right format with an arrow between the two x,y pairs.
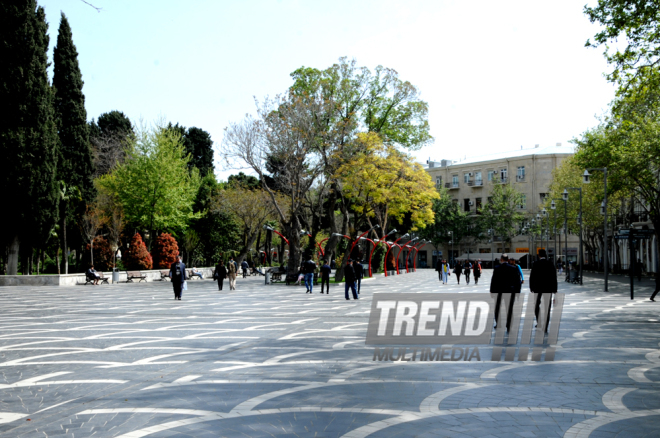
476,197 -> 482,212
519,194 -> 526,209
517,166 -> 525,180
464,199 -> 471,212
487,170 -> 495,181
464,173 -> 470,184
452,175 -> 459,187
436,176 -> 442,188
475,171 -> 482,185
500,168 -> 507,181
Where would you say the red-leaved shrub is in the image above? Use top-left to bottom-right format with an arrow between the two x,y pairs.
124,233 -> 153,270
152,233 -> 179,269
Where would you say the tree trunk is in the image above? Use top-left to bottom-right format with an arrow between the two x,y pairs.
56,247 -> 61,275
255,230 -> 262,263
7,234 -> 19,275
284,220 -> 302,282
60,203 -> 68,274
236,232 -> 259,266
90,240 -> 94,266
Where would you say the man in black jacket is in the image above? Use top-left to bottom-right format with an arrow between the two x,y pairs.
529,249 -> 558,332
344,259 -> 358,300
169,255 -> 187,300
214,260 -> 227,291
490,254 -> 521,331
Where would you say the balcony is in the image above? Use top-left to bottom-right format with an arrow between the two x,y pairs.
468,179 -> 483,187
445,182 -> 459,189
516,175 -> 525,182
498,177 -> 508,184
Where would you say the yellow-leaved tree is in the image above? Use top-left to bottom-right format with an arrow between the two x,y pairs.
332,132 -> 438,279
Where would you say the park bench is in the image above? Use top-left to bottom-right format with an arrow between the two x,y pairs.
158,270 -> 170,281
84,272 -> 109,285
125,271 -> 147,283
266,267 -> 286,283
187,269 -> 204,280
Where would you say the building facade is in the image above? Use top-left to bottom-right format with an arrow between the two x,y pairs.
419,144 -> 580,268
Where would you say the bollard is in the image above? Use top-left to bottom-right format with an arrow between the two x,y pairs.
265,272 -> 271,285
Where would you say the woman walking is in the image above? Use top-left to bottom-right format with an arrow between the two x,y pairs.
441,259 -> 450,284
473,259 -> 482,285
454,260 -> 463,284
463,260 -> 472,284
227,259 -> 237,290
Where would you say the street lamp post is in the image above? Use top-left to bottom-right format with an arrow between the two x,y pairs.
584,168 -> 609,292
448,231 -> 453,267
565,187 -> 583,285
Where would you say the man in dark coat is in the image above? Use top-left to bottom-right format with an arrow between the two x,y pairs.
320,259 -> 332,294
529,249 -> 558,332
215,260 -> 227,291
169,255 -> 187,300
344,259 -> 358,300
490,254 -> 521,331
454,261 -> 463,284
435,259 -> 443,282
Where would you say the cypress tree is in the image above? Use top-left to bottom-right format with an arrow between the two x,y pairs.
53,13 -> 94,274
0,1 -> 59,275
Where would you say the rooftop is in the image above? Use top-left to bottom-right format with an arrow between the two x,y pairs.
423,143 -> 575,169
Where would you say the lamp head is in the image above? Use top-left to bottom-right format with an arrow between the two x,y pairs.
562,189 -> 569,201
583,169 -> 591,184
600,201 -> 605,215
386,228 -> 397,236
551,200 -> 556,210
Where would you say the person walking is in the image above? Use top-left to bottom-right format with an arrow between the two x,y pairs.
303,255 -> 316,293
454,260 -> 463,284
435,258 -> 444,282
214,260 -> 227,291
490,254 -> 521,331
320,259 -> 331,294
473,259 -> 482,285
169,255 -> 187,300
529,249 -> 558,332
241,259 -> 249,278
464,260 -> 472,284
227,257 -> 237,290
440,259 -> 450,284
354,259 -> 364,294
344,259 -> 358,300
510,259 -> 524,285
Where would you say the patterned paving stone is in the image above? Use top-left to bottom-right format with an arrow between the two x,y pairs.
1,270 -> 660,437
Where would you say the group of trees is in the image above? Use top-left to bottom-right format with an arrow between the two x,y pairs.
2,5 -> 439,278
222,58 -> 438,281
0,1 -> 243,275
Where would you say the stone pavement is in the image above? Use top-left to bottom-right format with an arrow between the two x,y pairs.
0,269 -> 659,437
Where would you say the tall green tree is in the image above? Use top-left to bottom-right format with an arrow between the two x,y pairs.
477,178 -> 526,247
53,12 -> 94,273
167,123 -> 214,176
418,187 -> 468,255
96,124 -> 201,248
90,110 -> 134,177
0,1 -> 59,275
585,0 -> 660,88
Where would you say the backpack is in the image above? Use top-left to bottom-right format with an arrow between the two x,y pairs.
228,262 -> 236,274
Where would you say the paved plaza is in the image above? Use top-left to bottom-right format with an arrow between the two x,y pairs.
1,269 -> 660,437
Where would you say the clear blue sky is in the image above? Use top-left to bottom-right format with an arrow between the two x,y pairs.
43,0 -> 615,180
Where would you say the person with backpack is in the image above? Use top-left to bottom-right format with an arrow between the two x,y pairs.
227,257 -> 237,290
473,259 -> 482,285
464,260 -> 472,284
490,254 -> 522,331
454,260 -> 463,284
302,255 -> 317,293
320,259 -> 332,294
169,255 -> 187,300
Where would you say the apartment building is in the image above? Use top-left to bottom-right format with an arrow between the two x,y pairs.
420,144 -> 579,267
